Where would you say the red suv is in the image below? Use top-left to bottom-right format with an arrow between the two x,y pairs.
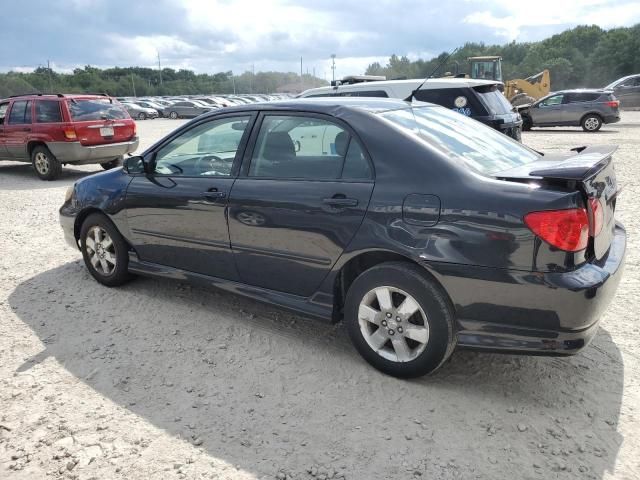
0,93 -> 138,180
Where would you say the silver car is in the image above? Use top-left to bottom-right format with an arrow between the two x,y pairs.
605,74 -> 640,108
165,101 -> 218,119
120,102 -> 159,120
519,89 -> 620,132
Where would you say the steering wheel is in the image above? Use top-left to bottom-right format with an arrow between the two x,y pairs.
195,154 -> 228,176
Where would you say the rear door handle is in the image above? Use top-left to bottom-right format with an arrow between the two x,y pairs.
322,197 -> 358,207
202,188 -> 226,200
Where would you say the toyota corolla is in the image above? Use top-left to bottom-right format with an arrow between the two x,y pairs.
60,98 -> 625,378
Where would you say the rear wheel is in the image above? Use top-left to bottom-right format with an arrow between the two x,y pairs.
80,213 -> 132,287
582,114 -> 602,132
137,112 -> 147,120
345,262 -> 455,378
31,145 -> 62,180
101,157 -> 122,170
169,111 -> 179,119
522,116 -> 533,131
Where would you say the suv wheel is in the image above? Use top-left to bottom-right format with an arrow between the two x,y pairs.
31,145 -> 62,180
169,111 -> 179,119
80,213 -> 132,287
582,114 -> 602,132
101,158 -> 122,170
344,262 -> 455,378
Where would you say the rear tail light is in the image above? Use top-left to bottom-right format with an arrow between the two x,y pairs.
63,127 -> 77,140
588,197 -> 604,236
132,122 -> 137,136
524,208 -> 589,252
605,100 -> 619,108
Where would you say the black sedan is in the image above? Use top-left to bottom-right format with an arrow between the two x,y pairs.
60,98 -> 626,378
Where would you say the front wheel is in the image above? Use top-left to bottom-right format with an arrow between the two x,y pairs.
31,145 -> 62,180
137,112 -> 147,120
345,262 -> 455,378
80,213 -> 132,287
169,111 -> 179,119
582,114 -> 602,132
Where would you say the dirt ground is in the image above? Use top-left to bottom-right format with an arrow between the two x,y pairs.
1,113 -> 639,480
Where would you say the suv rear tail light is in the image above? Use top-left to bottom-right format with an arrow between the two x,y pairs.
605,100 -> 619,108
588,198 -> 604,236
63,127 -> 77,140
524,208 -> 589,252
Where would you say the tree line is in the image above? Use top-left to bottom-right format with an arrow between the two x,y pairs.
366,24 -> 640,90
0,66 -> 327,98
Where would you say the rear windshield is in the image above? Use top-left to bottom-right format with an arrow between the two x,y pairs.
474,85 -> 514,115
379,106 -> 539,175
67,99 -> 129,121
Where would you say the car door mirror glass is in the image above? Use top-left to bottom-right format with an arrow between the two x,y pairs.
123,155 -> 146,174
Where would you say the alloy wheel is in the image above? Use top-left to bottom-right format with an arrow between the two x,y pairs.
358,286 -> 429,362
34,152 -> 50,175
584,117 -> 600,131
85,226 -> 117,276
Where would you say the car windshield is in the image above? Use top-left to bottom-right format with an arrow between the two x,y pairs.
379,106 -> 539,175
474,85 -> 514,114
68,99 -> 129,121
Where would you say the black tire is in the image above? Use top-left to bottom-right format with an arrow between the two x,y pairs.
344,262 -> 456,378
522,116 -> 533,131
101,157 -> 122,170
169,111 -> 179,119
80,213 -> 132,287
31,145 -> 62,180
581,114 -> 603,132
137,112 -> 147,120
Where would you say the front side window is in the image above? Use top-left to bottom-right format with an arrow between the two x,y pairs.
68,99 -> 128,121
248,115 -> 370,180
154,116 -> 251,176
35,100 -> 63,123
379,106 -> 539,175
539,94 -> 564,107
8,100 -> 32,124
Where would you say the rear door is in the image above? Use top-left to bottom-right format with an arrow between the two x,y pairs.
228,113 -> 374,297
3,100 -> 33,160
65,98 -> 135,146
124,114 -> 254,279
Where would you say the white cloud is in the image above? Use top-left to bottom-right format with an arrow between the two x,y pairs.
463,0 -> 640,40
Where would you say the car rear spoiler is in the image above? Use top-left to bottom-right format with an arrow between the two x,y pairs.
528,145 -> 618,181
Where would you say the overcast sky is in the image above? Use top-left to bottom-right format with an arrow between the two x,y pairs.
1,0 -> 639,78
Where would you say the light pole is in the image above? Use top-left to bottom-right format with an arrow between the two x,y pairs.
331,54 -> 336,83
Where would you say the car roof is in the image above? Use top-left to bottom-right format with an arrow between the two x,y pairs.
2,93 -> 113,101
300,77 -> 500,97
550,89 -> 611,94
208,97 -> 416,116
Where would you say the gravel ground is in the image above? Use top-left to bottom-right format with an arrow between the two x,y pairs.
1,114 -> 639,480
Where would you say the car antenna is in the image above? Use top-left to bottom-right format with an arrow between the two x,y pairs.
404,47 -> 460,102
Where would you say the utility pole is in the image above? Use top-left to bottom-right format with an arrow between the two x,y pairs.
157,51 -> 163,86
331,54 -> 336,83
131,72 -> 137,97
250,64 -> 254,94
231,72 -> 236,94
46,59 -> 53,92
300,56 -> 303,93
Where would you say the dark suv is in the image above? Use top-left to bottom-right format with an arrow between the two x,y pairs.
0,93 -> 138,180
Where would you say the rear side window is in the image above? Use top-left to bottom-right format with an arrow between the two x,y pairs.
565,93 -> 601,103
7,100 -> 32,124
67,99 -> 128,121
249,115 -> 371,180
341,90 -> 389,98
414,88 -> 486,117
35,100 -> 63,123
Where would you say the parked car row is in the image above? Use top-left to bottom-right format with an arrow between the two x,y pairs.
115,93 -> 292,119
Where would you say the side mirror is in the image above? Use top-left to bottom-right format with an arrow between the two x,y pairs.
123,155 -> 147,174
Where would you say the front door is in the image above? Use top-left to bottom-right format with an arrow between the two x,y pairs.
531,93 -> 565,126
228,113 -> 375,297
124,114 -> 254,280
4,100 -> 33,159
0,102 -> 9,159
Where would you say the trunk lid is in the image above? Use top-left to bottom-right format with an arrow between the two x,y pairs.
496,145 -> 620,260
64,98 -> 135,146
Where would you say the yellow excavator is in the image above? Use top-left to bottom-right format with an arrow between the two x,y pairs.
467,56 -> 550,106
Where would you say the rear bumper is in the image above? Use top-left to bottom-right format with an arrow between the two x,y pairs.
603,113 -> 621,124
48,137 -> 139,164
434,223 -> 626,355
